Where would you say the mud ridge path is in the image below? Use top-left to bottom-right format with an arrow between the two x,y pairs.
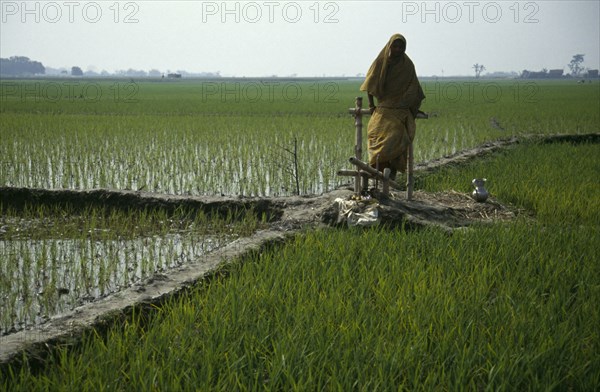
1,133 -> 597,365
0,188 -> 350,365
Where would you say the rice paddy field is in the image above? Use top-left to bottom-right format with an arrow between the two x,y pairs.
1,77 -> 599,390
1,78 -> 597,196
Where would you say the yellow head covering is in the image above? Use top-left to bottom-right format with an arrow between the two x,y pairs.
360,34 -> 424,114
360,34 -> 408,98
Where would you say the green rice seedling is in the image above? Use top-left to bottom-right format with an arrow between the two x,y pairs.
3,80 -> 597,196
8,220 -> 597,390
0,203 -> 267,334
1,78 -> 598,384
4,139 -> 598,390
418,141 -> 600,226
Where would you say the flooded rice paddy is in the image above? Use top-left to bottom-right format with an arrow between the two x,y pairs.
0,199 -> 266,335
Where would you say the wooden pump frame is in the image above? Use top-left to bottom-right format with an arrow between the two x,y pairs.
339,97 -> 415,200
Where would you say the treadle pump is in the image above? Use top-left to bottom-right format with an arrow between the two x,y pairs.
338,97 -> 425,201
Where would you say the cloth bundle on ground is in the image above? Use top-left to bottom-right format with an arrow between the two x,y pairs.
360,34 -> 425,174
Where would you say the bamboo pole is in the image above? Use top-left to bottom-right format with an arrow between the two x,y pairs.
407,141 -> 414,201
347,100 -> 375,194
352,97 -> 364,193
349,157 -> 403,190
343,99 -> 426,199
347,108 -> 372,116
337,170 -> 371,179
382,168 -> 391,195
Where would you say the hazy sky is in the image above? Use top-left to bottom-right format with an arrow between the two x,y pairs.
1,0 -> 599,76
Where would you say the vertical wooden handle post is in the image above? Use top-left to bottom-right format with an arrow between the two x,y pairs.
407,141 -> 414,201
354,97 -> 363,194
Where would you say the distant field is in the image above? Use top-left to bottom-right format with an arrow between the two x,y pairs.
1,78 -> 598,196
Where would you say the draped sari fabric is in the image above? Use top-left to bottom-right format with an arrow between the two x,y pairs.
360,34 -> 425,173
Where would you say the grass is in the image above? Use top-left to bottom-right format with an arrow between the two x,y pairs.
1,77 -> 598,388
0,204 -> 267,335
3,139 -> 599,390
418,140 -> 600,225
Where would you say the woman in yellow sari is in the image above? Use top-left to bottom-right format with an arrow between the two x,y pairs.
360,34 -> 425,180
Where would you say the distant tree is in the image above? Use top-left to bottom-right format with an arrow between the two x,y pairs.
115,68 -> 147,77
473,63 -> 486,79
71,66 -> 83,76
568,54 -> 585,76
0,56 -> 45,75
148,69 -> 162,77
